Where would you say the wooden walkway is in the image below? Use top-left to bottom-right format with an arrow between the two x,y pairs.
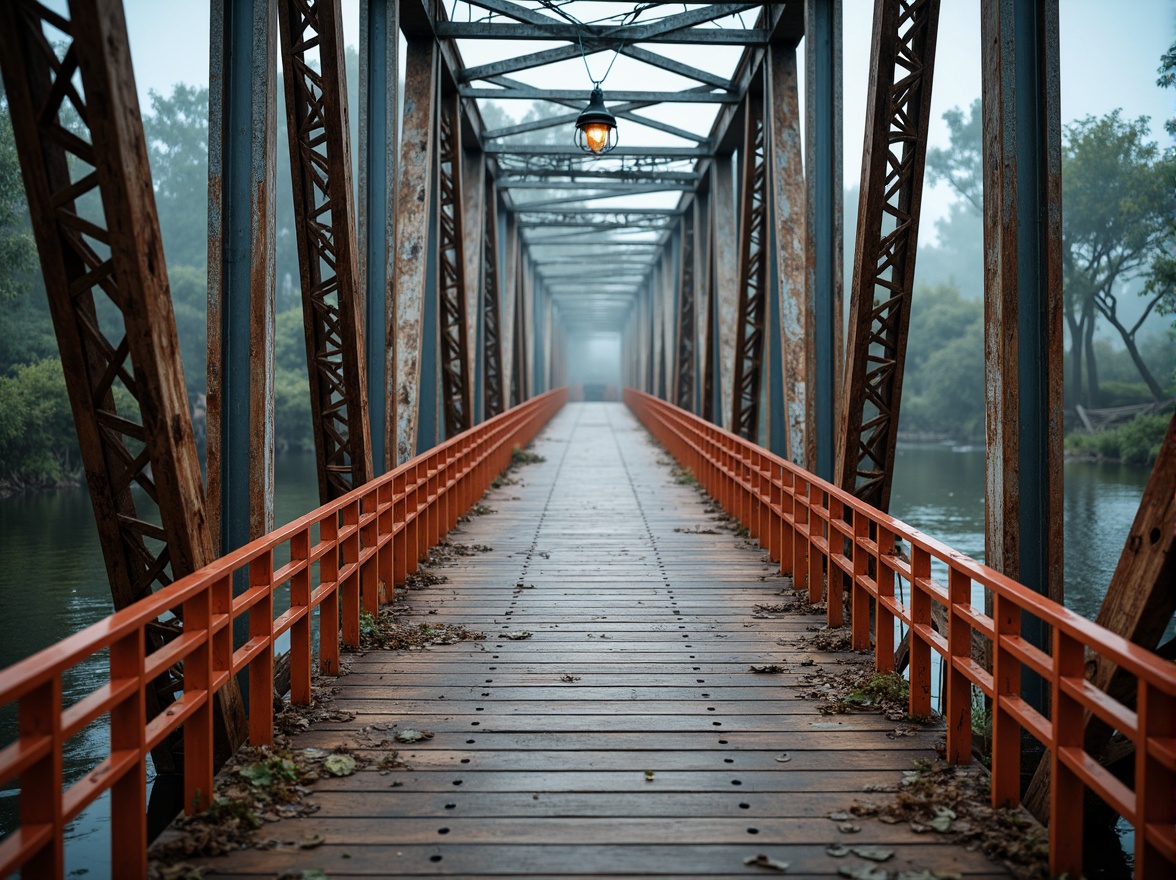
175,403 -> 1012,878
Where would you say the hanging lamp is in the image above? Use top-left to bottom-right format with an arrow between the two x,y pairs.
574,86 -> 617,155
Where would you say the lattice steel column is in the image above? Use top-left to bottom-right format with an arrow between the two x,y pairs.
0,0 -> 246,821
673,208 -> 697,411
278,0 -> 373,501
836,0 -> 940,511
436,90 -> 473,436
730,93 -> 769,440
482,179 -> 506,418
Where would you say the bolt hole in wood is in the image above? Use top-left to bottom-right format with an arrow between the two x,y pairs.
718,739 -> 728,744
739,803 -> 750,810
438,828 -> 450,834
430,855 -> 443,862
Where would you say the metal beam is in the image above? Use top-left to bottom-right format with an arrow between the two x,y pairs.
481,176 -> 506,418
0,0 -> 248,832
462,86 -> 738,104
837,0 -> 940,509
359,0 -> 399,473
436,89 -> 473,437
278,0 -> 373,501
767,39 -> 807,465
805,0 -> 844,479
391,37 -> 438,463
730,93 -> 769,440
207,0 -> 276,553
437,25 -> 767,46
673,210 -> 697,411
981,0 -> 1064,736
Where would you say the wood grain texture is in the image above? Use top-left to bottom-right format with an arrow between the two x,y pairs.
173,403 -> 1011,878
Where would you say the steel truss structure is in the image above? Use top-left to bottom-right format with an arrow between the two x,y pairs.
278,0 -> 373,501
0,0 -> 246,786
837,0 -> 940,511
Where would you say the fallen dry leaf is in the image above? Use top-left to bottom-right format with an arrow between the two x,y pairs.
744,853 -> 790,871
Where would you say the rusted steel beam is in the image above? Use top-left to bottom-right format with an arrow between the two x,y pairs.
673,210 -> 697,411
436,90 -> 474,437
511,245 -> 529,405
277,0 -> 373,501
710,155 -> 739,430
836,0 -> 940,508
461,148 -> 485,421
0,0 -> 247,799
207,0 -> 277,555
730,93 -> 769,440
805,0 -> 844,479
482,178 -> 506,418
980,0 -> 1064,807
359,0 -> 400,473
981,0 -> 1064,721
767,40 -> 808,465
392,37 -> 439,462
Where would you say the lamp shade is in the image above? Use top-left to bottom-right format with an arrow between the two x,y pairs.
574,87 -> 617,155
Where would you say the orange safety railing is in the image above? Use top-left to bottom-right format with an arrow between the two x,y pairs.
626,388 -> 1175,880
0,388 -> 566,879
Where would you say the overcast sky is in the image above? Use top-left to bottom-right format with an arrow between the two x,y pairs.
116,0 -> 1174,231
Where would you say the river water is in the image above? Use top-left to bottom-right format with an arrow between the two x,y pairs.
0,442 -> 1156,874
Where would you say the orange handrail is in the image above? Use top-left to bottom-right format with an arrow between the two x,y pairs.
625,388 -> 1175,880
0,388 -> 566,879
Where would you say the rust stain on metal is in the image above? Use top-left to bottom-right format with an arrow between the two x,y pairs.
392,37 -> 438,462
711,156 -> 739,431
768,41 -> 808,464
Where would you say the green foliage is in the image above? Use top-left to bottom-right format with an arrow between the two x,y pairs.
1065,411 -> 1172,466
143,85 -> 210,268
899,284 -> 985,441
0,358 -> 79,486
926,98 -> 982,214
0,84 -> 36,302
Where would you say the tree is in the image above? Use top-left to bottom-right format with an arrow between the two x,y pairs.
926,98 -> 982,213
143,84 -> 210,268
1063,111 -> 1174,403
0,80 -> 36,302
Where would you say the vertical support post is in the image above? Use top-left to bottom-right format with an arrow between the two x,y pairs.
359,0 -> 400,473
767,39 -> 808,464
392,36 -> 439,462
805,0 -> 844,480
436,88 -> 473,437
461,147 -> 485,421
837,0 -> 940,511
482,177 -> 506,417
710,155 -> 738,427
673,208 -> 696,411
981,0 -> 1064,715
278,0 -> 374,501
731,88 -> 769,441
503,208 -> 520,405
208,0 -> 277,552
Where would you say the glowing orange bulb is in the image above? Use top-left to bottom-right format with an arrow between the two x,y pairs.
583,122 -> 610,154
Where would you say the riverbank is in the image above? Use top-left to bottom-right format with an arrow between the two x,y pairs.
1064,409 -> 1172,467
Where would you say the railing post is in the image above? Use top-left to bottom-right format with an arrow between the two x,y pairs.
320,513 -> 341,675
361,490 -> 380,619
183,588 -> 214,812
807,482 -> 823,607
20,678 -> 63,877
393,470 -> 408,586
1136,678 -> 1175,880
909,546 -> 932,717
945,567 -> 973,763
248,549 -> 275,746
991,592 -> 1022,807
377,480 -> 394,605
110,629 -> 147,878
851,510 -> 871,650
341,502 -> 362,648
290,530 -> 313,705
1048,626 -> 1085,876
826,495 -> 844,628
874,528 -> 895,672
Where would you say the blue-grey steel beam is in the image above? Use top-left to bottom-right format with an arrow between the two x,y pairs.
359,0 -> 399,473
207,0 -> 276,555
980,0 -> 1063,720
805,0 -> 843,480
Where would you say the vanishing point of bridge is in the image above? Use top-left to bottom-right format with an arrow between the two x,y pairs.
0,1 -> 1173,879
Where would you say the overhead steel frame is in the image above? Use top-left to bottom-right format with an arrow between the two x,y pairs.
837,0 -> 940,511
277,0 -> 373,502
673,207 -> 697,412
436,89 -> 474,437
730,89 -> 769,441
481,178 -> 506,418
0,0 -> 246,821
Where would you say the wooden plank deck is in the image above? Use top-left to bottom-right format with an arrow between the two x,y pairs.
171,403 -> 1012,878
